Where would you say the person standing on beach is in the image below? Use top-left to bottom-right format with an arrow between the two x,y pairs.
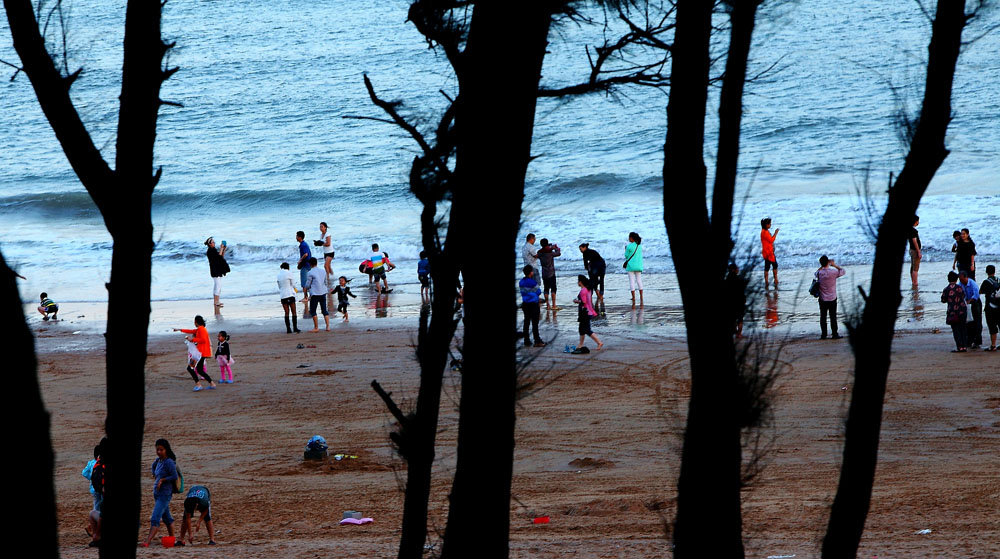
204,237 -> 230,315
141,439 -> 178,547
277,262 -> 300,333
296,231 -> 312,317
215,331 -> 233,383
815,255 -> 845,339
725,263 -> 746,338
941,271 -> 968,352
958,270 -> 982,349
953,228 -> 977,280
417,251 -> 431,300
624,232 -> 644,306
573,274 -> 603,353
537,239 -> 561,310
316,222 -> 335,286
579,243 -> 606,304
906,215 -> 922,288
175,315 -> 216,391
760,218 -> 779,288
304,257 -> 330,332
522,233 -> 539,270
519,265 -> 545,347
980,265 -> 999,352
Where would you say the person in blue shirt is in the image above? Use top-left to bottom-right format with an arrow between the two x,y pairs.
959,270 -> 983,348
296,231 -> 312,318
141,439 -> 178,547
519,265 -> 545,347
417,250 -> 431,300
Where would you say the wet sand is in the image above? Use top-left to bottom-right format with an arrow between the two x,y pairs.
39,301 -> 999,558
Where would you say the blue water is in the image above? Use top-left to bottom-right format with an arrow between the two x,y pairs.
1,1 -> 998,303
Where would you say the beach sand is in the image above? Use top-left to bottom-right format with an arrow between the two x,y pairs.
40,301 -> 998,558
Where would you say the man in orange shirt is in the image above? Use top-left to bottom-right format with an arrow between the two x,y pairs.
761,218 -> 779,288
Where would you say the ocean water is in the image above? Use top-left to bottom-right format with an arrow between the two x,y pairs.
1,0 -> 998,306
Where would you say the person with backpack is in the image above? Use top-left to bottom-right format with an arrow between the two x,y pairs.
815,255 -> 846,340
86,438 -> 107,547
941,271 -> 968,352
519,265 -> 545,347
141,439 -> 180,547
981,265 -> 1000,352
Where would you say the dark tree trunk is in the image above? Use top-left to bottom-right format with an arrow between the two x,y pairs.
664,0 -> 759,556
440,2 -> 553,557
2,254 -> 58,558
395,213 -> 461,559
4,1 -> 172,556
822,1 -> 967,556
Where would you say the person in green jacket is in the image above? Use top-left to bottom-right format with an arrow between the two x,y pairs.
624,232 -> 644,306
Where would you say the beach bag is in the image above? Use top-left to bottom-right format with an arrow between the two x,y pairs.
173,464 -> 184,494
809,279 -> 821,298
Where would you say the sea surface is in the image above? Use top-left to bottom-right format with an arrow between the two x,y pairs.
1,0 -> 998,307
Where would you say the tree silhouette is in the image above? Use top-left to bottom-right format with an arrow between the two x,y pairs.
3,0 -> 177,555
661,0 -> 762,555
822,1 -> 972,555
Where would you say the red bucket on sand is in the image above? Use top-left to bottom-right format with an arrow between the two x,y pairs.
161,536 -> 176,548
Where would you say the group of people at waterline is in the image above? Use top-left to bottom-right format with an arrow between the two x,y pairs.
761,216 -> 998,351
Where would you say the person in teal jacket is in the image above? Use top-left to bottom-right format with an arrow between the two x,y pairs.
624,232 -> 644,306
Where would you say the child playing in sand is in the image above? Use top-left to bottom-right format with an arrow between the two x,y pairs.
38,292 -> 59,321
331,276 -> 356,321
572,275 -> 603,353
418,250 -> 431,299
176,485 -> 216,546
215,331 -> 233,383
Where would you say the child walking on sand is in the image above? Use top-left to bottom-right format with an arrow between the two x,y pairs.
215,331 -> 233,383
331,276 -> 356,321
418,251 -> 431,299
38,292 -> 59,321
573,274 -> 603,353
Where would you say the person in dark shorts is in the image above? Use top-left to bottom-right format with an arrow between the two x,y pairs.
537,239 -> 561,310
760,218 -> 779,287
573,275 -> 603,353
304,257 -> 330,332
331,276 -> 357,321
417,250 -> 431,299
177,485 -> 216,546
277,262 -> 300,333
980,265 -> 999,351
579,243 -> 606,304
519,265 -> 544,347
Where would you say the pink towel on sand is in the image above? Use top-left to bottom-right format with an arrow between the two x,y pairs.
339,518 -> 373,525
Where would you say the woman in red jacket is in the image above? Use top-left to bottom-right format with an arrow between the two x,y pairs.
174,315 -> 217,391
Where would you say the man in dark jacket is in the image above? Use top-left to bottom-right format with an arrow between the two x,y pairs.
537,238 -> 562,310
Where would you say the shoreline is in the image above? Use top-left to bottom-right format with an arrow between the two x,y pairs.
25,259 -> 974,352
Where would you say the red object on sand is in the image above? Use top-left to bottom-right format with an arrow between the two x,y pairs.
161,536 -> 176,548
533,516 -> 550,524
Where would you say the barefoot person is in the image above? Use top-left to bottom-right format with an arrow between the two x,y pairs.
573,274 -> 602,353
277,262 -> 300,333
296,231 -> 312,318
141,439 -> 178,547
907,215 -> 922,288
205,237 -> 230,314
624,232 -> 644,306
304,257 -> 330,332
760,218 -> 779,288
177,485 -> 216,546
537,239 -> 561,310
316,222 -> 335,286
579,243 -> 606,305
